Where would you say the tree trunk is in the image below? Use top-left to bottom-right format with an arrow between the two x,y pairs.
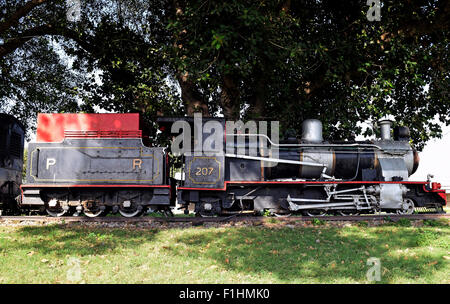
248,73 -> 266,118
177,73 -> 210,116
220,75 -> 241,119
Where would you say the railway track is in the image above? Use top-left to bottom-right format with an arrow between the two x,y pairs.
0,213 -> 448,224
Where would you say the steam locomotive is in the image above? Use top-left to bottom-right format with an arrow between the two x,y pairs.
0,112 -> 446,217
160,116 -> 446,217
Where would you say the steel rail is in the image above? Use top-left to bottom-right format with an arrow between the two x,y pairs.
0,214 -> 448,224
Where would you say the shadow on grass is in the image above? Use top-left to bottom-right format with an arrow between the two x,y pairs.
6,223 -> 449,283
8,225 -> 157,257
169,226 -> 448,283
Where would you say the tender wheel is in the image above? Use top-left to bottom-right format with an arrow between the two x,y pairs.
45,199 -> 68,217
119,209 -> 142,217
82,200 -> 106,218
46,207 -> 68,217
396,198 -> 415,215
84,209 -> 104,217
119,201 -> 143,217
196,202 -> 220,217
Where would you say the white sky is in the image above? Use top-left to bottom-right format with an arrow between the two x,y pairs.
410,125 -> 450,188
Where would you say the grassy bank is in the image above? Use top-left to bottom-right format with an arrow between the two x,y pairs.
0,220 -> 448,284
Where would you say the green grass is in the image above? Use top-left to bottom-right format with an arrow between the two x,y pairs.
0,220 -> 448,284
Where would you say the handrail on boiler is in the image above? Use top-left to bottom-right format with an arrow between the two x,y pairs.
227,133 -> 383,149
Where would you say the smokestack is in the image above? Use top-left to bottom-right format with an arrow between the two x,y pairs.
379,119 -> 393,140
301,119 -> 323,143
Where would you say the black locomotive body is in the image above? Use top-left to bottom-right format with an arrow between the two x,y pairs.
171,118 -> 446,217
0,114 -> 25,214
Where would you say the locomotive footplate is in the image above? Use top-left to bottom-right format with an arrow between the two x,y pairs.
178,181 -> 446,216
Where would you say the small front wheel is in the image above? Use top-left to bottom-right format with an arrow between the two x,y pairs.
396,198 -> 415,215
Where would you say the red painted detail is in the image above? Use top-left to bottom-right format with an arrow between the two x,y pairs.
437,192 -> 447,204
36,113 -> 141,143
21,184 -> 170,189
179,186 -> 227,191
225,180 -> 429,185
178,180 -> 432,192
422,184 -> 447,205
64,130 -> 142,139
431,182 -> 442,190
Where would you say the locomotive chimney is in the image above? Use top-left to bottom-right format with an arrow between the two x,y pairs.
379,118 -> 393,140
301,119 -> 323,143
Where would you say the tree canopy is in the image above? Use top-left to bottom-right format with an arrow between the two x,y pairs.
0,0 -> 449,149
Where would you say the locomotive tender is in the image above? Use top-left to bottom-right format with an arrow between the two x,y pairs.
21,114 -> 171,217
9,112 -> 447,217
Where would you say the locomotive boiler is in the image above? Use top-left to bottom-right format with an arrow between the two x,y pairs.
257,119 -> 418,182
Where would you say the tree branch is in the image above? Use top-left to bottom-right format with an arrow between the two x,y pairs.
0,0 -> 48,35
0,23 -> 97,59
0,23 -> 54,57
